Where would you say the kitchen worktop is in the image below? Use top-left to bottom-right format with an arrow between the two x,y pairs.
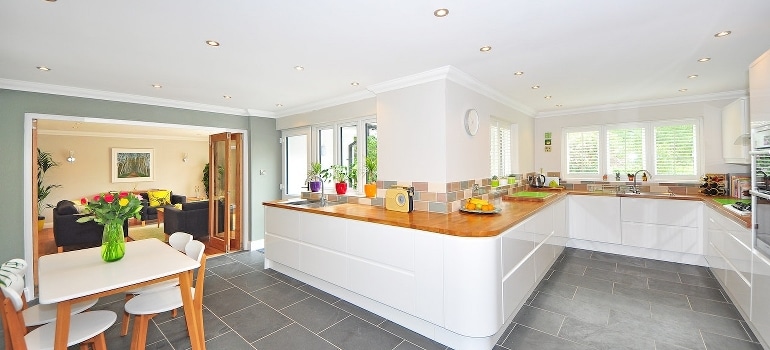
263,190 -> 751,237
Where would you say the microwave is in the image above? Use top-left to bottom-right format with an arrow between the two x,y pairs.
754,127 -> 770,149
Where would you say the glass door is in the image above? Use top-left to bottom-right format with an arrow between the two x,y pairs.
208,132 -> 242,252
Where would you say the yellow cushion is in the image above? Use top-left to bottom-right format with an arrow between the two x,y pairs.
174,203 -> 183,210
147,190 -> 170,207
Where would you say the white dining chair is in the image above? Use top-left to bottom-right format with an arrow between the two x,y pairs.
123,240 -> 207,349
1,285 -> 117,350
121,231 -> 193,335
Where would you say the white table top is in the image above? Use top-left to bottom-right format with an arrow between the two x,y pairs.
38,239 -> 200,304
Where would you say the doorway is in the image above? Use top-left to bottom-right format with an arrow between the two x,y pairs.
207,132 -> 243,253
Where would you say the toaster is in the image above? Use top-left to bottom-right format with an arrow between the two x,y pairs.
385,187 -> 413,213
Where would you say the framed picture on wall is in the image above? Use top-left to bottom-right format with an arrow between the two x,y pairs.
112,148 -> 154,182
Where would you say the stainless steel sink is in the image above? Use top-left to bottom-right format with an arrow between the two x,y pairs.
624,192 -> 676,197
279,199 -> 342,208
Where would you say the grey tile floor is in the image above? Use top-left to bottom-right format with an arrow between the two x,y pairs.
1,248 -> 765,349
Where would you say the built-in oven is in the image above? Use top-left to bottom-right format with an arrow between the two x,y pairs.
751,126 -> 770,257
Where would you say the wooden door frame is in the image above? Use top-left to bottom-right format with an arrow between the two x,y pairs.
207,132 -> 243,253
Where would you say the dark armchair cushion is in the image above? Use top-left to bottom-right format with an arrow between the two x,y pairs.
55,201 -> 79,216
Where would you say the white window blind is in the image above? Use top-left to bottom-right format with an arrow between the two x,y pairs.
490,119 -> 511,177
565,130 -> 600,175
654,123 -> 697,176
607,127 -> 645,175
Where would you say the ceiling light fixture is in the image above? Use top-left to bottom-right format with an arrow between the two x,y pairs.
433,8 -> 449,17
531,85 -> 540,89
544,96 -> 552,99
479,46 -> 492,52
555,104 -> 563,107
679,88 -> 688,92
205,40 -> 220,47
151,84 -> 162,88
36,66 -> 51,71
275,103 -> 283,107
223,95 -> 232,99
714,31 -> 731,38
350,82 -> 359,86
514,71 -> 524,76
697,57 -> 711,62
688,75 -> 699,79
294,65 -> 304,71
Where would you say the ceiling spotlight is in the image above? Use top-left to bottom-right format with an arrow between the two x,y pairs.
679,88 -> 688,92
714,31 -> 731,38
555,104 -> 563,107
44,0 -> 57,2
223,95 -> 232,99
350,81 -> 359,86
513,71 -> 524,76
275,103 -> 283,107
151,84 -> 162,88
36,66 -> 51,71
433,8 -> 449,17
688,75 -> 699,79
697,57 -> 711,62
544,95 -> 552,99
479,46 -> 492,52
531,85 -> 540,89
294,65 -> 304,71
205,40 -> 220,47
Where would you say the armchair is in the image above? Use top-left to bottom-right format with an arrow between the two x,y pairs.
137,191 -> 186,225
52,200 -> 128,253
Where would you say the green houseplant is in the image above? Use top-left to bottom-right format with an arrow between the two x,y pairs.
323,165 -> 349,195
202,163 -> 225,198
507,174 -> 517,186
491,175 -> 500,187
37,148 -> 61,230
364,157 -> 377,198
307,162 -> 323,192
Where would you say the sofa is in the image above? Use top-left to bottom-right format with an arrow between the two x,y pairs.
163,200 -> 225,239
52,200 -> 129,252
137,190 -> 186,225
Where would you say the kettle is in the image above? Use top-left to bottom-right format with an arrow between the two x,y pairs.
529,174 -> 546,188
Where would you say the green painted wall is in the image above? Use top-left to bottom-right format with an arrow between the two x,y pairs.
0,89 -> 281,262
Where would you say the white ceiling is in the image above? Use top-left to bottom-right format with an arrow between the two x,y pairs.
2,0 -> 770,118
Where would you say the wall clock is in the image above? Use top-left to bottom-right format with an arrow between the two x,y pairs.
465,109 -> 479,136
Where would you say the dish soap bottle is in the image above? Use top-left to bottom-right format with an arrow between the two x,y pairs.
642,172 -> 648,181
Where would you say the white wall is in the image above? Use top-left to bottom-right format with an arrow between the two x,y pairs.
533,98 -> 750,177
38,134 -> 207,222
275,98 -> 377,130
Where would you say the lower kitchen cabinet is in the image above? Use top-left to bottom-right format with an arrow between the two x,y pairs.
704,207 -> 752,319
752,251 -> 770,345
569,195 -> 621,244
620,197 -> 702,254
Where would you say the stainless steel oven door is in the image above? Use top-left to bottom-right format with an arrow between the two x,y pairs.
755,195 -> 770,258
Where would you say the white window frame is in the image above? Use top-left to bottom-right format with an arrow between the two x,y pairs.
490,118 -> 513,177
280,127 -> 311,199
561,118 -> 703,182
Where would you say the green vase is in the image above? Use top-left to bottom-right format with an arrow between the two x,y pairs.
101,220 -> 125,262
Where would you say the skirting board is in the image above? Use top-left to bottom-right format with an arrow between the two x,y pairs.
566,239 -> 708,266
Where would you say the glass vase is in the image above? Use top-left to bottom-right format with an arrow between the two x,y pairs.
101,220 -> 125,262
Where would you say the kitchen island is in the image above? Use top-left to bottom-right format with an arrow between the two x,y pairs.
263,191 -> 749,350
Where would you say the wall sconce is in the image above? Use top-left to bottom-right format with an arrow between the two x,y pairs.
182,153 -> 188,162
66,150 -> 76,163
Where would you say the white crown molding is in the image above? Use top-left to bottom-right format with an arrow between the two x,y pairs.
0,78 -> 274,117
368,66 -> 453,94
273,90 -> 376,118
37,129 -> 208,141
536,90 -> 747,118
444,67 -> 537,117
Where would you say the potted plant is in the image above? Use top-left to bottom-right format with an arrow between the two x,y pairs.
202,163 -> 225,198
307,162 -> 323,192
507,174 -> 517,186
37,148 -> 61,231
490,175 -> 500,187
364,157 -> 377,198
324,165 -> 349,195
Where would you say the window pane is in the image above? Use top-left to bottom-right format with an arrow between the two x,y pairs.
490,120 -> 511,177
365,122 -> 378,183
340,125 -> 357,186
285,134 -> 307,196
607,127 -> 644,174
318,128 -> 333,184
655,124 -> 696,176
566,130 -> 599,175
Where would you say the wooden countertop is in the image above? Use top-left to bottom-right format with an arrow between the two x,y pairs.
264,191 -> 751,238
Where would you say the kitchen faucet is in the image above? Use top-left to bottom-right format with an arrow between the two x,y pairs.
632,170 -> 651,194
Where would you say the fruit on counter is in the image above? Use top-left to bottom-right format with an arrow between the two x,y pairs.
465,198 -> 495,211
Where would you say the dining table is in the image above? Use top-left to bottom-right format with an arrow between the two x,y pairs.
37,238 -> 204,350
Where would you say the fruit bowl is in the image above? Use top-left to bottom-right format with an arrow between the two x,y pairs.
459,207 -> 502,214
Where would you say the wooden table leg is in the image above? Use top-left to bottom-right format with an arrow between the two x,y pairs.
179,271 -> 204,349
54,301 -> 72,350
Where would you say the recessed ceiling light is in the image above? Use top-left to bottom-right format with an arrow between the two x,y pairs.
275,103 -> 283,107
350,81 -> 359,86
555,104 -> 563,107
223,95 -> 232,99
205,40 -> 220,47
294,65 -> 304,71
531,85 -> 540,89
433,8 -> 449,17
44,0 -> 57,2
479,46 -> 492,52
697,57 -> 711,62
151,84 -> 162,88
514,71 -> 524,76
36,66 -> 51,71
679,88 -> 688,92
714,31 -> 731,38
688,75 -> 699,79
544,95 -> 552,99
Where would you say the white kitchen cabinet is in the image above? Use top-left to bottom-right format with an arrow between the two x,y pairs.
704,207 -> 751,317
751,251 -> 770,345
569,195 -> 621,244
620,198 -> 702,254
722,97 -> 749,164
750,48 -> 770,128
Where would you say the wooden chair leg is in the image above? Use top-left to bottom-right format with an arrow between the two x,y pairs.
121,294 -> 134,336
171,308 -> 178,317
57,246 -> 64,253
89,332 -> 108,350
130,313 -> 156,350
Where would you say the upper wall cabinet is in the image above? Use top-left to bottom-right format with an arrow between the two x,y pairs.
722,97 -> 749,164
750,49 -> 770,129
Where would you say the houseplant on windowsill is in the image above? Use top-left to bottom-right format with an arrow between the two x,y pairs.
491,175 -> 500,187
307,162 -> 323,192
507,174 -> 517,186
364,157 -> 377,198
323,165 -> 349,195
37,148 -> 61,231
77,192 -> 143,262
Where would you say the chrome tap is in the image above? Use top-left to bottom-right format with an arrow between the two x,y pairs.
319,176 -> 327,206
632,170 -> 651,194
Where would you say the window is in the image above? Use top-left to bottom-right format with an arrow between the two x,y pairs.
281,128 -> 310,197
490,118 -> 511,177
562,119 -> 701,180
